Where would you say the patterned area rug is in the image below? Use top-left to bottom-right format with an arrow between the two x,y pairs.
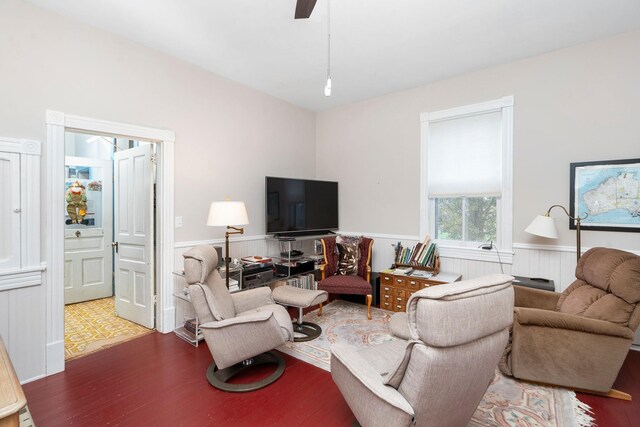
278,300 -> 594,427
65,297 -> 153,360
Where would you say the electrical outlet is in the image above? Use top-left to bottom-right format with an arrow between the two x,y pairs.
175,216 -> 183,228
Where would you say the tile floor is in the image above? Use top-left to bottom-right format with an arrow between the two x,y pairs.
65,297 -> 153,360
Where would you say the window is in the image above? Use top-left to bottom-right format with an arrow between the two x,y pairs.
420,97 -> 513,263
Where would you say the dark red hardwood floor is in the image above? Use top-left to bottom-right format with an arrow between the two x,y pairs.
23,332 -> 640,426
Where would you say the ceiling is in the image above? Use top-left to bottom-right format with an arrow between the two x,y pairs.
26,0 -> 640,111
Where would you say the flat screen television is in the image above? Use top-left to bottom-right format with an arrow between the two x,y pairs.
265,176 -> 338,236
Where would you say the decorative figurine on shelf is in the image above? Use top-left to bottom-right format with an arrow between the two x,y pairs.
66,181 -> 88,224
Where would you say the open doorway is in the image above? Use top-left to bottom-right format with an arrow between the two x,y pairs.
63,131 -> 156,359
45,110 -> 175,377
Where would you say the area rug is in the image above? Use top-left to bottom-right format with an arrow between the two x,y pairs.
278,300 -> 594,427
65,297 -> 153,360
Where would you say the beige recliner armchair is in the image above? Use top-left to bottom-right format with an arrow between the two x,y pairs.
331,274 -> 514,427
500,247 -> 640,399
183,245 -> 294,392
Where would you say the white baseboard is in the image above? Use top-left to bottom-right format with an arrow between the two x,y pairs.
45,339 -> 65,376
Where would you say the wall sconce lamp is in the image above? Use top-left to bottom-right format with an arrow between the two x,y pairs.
525,204 -> 588,262
207,200 -> 249,288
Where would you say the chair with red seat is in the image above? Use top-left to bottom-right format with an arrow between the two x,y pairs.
318,236 -> 373,320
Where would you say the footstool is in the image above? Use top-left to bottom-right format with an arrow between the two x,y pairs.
272,286 -> 328,342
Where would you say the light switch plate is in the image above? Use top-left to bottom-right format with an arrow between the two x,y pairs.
175,216 -> 183,228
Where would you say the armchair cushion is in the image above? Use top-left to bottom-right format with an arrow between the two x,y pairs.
557,281 -> 635,326
184,245 -> 236,320
336,235 -> 361,276
190,283 -> 226,322
183,245 -> 218,284
557,247 -> 640,327
319,274 -> 372,295
407,274 -> 514,346
231,286 -> 275,313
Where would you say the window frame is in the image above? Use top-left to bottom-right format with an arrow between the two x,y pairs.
420,96 -> 514,263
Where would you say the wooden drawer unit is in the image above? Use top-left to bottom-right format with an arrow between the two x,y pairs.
379,271 -> 462,312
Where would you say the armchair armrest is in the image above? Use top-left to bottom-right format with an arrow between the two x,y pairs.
231,286 -> 274,313
514,285 -> 560,311
199,311 -> 273,330
200,311 -> 285,370
514,307 -> 634,339
331,343 -> 414,417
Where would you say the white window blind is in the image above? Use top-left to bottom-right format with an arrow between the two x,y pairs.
427,111 -> 502,197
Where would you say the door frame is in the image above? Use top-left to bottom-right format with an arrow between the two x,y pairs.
45,110 -> 175,376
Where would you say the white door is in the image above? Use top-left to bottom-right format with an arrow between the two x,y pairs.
64,157 -> 113,304
114,145 -> 155,328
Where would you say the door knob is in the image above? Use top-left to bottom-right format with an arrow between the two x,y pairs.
75,230 -> 81,237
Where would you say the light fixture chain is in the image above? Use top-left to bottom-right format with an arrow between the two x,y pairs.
327,0 -> 331,78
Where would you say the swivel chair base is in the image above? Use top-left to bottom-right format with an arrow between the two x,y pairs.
293,321 -> 322,342
206,351 -> 285,392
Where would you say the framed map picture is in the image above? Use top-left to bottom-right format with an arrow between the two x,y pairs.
570,158 -> 640,232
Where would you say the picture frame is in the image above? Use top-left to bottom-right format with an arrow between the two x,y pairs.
569,158 -> 640,232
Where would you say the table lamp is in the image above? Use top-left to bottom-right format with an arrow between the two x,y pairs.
207,200 -> 249,288
525,204 -> 588,262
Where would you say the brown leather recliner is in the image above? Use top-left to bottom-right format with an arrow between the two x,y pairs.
500,247 -> 640,398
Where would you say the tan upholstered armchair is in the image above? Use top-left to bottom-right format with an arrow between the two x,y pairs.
331,274 -> 514,427
500,247 -> 640,399
183,245 -> 293,392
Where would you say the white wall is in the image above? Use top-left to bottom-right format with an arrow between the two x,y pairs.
316,30 -> 640,253
0,0 -> 316,382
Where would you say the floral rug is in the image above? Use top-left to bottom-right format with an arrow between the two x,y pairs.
278,300 -> 594,427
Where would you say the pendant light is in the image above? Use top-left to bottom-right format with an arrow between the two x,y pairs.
324,0 -> 332,97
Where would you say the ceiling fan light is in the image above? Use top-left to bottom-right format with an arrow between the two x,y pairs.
324,77 -> 332,97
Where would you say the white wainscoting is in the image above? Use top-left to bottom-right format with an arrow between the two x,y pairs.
173,233 -> 640,347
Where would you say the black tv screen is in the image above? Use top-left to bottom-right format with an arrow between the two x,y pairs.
266,177 -> 338,236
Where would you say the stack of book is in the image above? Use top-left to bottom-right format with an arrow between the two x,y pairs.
394,236 -> 439,270
285,273 -> 317,290
182,318 -> 202,340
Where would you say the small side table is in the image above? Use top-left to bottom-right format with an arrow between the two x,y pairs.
512,276 -> 555,292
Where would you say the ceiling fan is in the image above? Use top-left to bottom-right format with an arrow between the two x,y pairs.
295,0 -> 318,19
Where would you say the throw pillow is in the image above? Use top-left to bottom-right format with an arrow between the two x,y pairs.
336,235 -> 360,276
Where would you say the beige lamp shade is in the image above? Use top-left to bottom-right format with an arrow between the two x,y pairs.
207,201 -> 249,227
525,214 -> 558,239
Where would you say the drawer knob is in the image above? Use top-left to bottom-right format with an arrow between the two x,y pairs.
396,305 -> 402,309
